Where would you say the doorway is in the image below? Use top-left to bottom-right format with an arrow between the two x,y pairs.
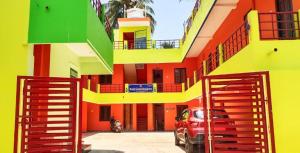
137,104 -> 148,131
153,104 -> 165,131
123,32 -> 135,49
275,0 -> 295,39
153,69 -> 163,92
123,104 -> 132,131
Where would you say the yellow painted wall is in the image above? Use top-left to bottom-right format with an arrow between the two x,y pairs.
117,26 -> 151,41
50,44 -> 81,77
0,1 -> 31,152
83,81 -> 202,104
114,48 -> 182,64
207,11 -> 300,152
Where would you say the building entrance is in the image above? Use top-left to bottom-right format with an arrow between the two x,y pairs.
137,104 -> 148,131
153,104 -> 165,131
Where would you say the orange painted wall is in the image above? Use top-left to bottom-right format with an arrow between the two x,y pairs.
146,58 -> 198,83
196,0 -> 300,64
85,65 -> 125,131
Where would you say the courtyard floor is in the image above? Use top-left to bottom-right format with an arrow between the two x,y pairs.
83,132 -> 185,153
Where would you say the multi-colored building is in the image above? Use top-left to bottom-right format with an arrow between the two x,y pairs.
2,0 -> 300,153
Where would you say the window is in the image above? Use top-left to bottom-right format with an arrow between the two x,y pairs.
99,75 -> 112,85
174,68 -> 186,84
99,106 -> 111,121
70,68 -> 78,78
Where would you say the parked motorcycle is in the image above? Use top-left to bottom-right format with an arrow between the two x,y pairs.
110,117 -> 122,133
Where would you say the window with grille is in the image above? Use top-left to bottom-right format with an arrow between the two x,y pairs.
99,106 -> 111,121
174,68 -> 186,84
99,75 -> 112,85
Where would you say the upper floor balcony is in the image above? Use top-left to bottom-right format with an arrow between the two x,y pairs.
83,10 -> 300,104
113,0 -> 240,64
28,0 -> 114,74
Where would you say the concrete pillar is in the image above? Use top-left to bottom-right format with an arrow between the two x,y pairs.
247,10 -> 260,43
218,44 -> 224,64
97,84 -> 101,93
153,83 -> 157,93
193,70 -> 197,84
87,79 -> 91,90
125,84 -> 129,93
147,104 -> 154,131
203,61 -> 207,76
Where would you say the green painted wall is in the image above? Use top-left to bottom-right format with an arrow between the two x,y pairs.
28,0 -> 113,69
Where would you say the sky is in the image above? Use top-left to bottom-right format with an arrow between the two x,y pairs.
102,0 -> 195,40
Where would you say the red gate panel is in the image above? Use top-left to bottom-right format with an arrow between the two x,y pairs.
14,76 -> 82,153
202,72 -> 275,153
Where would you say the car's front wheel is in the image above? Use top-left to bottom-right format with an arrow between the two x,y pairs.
185,136 -> 194,153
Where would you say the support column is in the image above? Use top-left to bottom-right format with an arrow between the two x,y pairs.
247,10 -> 260,43
218,44 -> 224,65
203,61 -> 207,76
33,44 -> 51,76
147,104 -> 154,131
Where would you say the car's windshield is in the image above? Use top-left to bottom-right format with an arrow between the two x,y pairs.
193,110 -> 204,119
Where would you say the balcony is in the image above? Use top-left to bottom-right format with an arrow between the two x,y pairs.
28,0 -> 113,74
258,11 -> 300,40
114,40 -> 183,64
114,40 -> 181,50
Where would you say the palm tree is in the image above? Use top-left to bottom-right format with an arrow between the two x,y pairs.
106,0 -> 156,33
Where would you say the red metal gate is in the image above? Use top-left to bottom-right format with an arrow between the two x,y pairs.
14,76 -> 82,153
202,72 -> 276,153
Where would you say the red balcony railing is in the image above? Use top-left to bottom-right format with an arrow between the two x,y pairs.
222,22 -> 249,62
182,0 -> 201,43
157,83 -> 182,93
100,84 -> 124,93
114,39 -> 181,50
90,0 -> 102,19
206,50 -> 220,74
196,66 -> 204,82
259,12 -> 300,40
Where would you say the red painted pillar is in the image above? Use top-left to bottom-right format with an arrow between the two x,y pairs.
33,44 -> 51,76
32,44 -> 51,127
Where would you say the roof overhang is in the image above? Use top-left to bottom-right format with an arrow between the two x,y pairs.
118,18 -> 151,27
187,0 -> 239,57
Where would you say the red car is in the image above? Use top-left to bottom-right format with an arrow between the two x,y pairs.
174,107 -> 235,153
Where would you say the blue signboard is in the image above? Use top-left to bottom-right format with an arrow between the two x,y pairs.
128,84 -> 154,93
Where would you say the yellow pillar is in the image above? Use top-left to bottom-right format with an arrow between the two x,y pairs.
247,10 -> 260,43
125,84 -> 129,93
193,70 -> 197,84
181,83 -> 185,92
153,83 -> 157,93
187,78 -> 190,89
97,84 -> 101,93
297,10 -> 300,38
218,44 -> 224,64
203,61 -> 207,76
124,40 -> 128,49
87,79 -> 91,90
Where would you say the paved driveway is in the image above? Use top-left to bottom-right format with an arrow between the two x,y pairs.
83,132 -> 185,153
